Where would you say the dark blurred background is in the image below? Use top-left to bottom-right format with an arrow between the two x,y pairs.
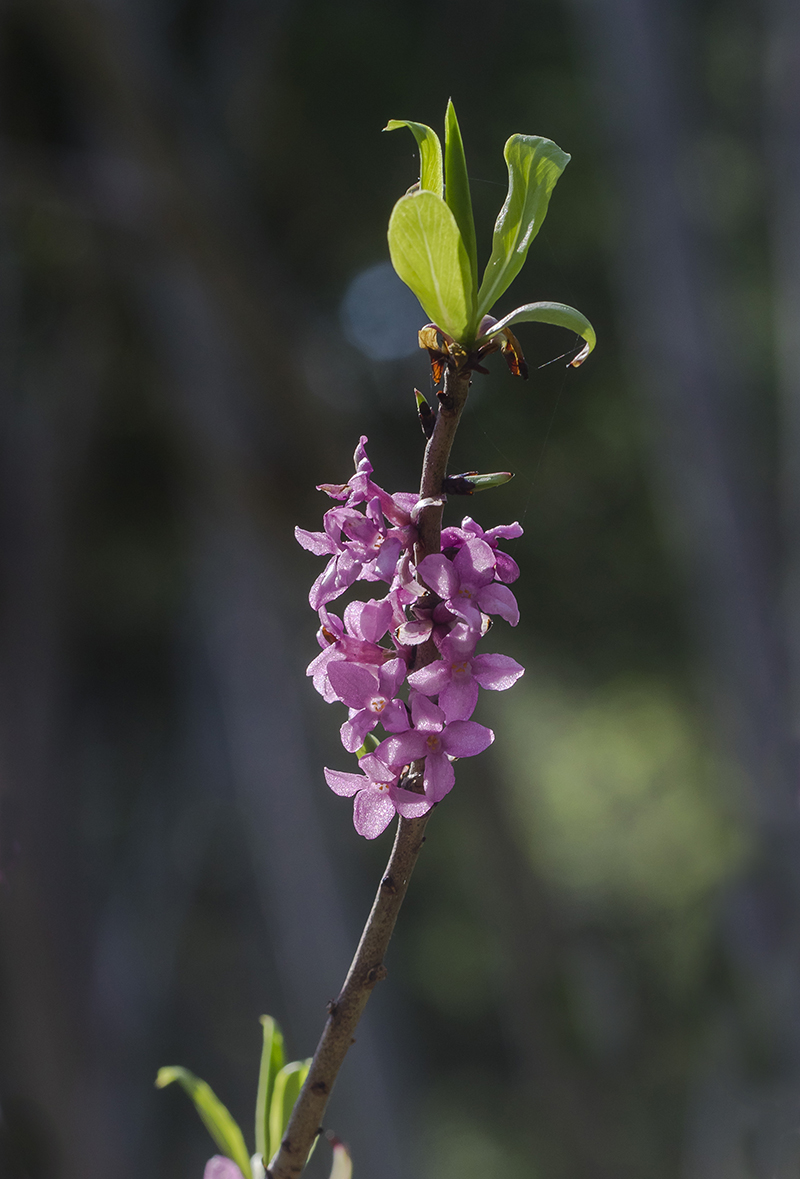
1,0 -> 800,1176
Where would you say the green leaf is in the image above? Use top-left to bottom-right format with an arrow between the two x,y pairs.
156,1067 -> 252,1179
355,733 -> 380,759
444,99 -> 478,324
255,1016 -> 285,1162
384,120 -> 443,196
480,301 -> 596,365
388,190 -> 473,340
477,135 -> 571,320
269,1060 -> 312,1159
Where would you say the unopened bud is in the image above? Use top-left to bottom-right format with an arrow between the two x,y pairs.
442,471 -> 514,495
414,388 -> 436,438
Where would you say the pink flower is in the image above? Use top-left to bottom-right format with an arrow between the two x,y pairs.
376,693 -> 494,803
418,538 -> 520,630
440,516 -> 523,583
297,498 -> 411,610
408,629 -> 525,722
299,438 -> 525,838
204,1159 -> 246,1179
325,755 -> 431,838
307,601 -> 395,702
319,436 -> 419,526
327,659 -> 409,753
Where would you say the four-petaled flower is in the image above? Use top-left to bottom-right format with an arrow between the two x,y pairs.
418,537 -> 520,629
409,626 -> 524,722
376,693 -> 494,802
440,517 -> 523,583
327,659 -> 409,753
325,755 -> 432,839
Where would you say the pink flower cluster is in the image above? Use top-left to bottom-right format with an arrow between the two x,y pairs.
296,437 -> 524,839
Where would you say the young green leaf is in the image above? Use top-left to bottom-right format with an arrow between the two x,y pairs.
388,190 -> 473,340
156,1067 -> 252,1179
355,733 -> 381,759
479,301 -> 596,365
384,120 -> 443,196
477,135 -> 571,320
269,1060 -> 312,1159
443,99 -> 478,318
255,1016 -> 285,1162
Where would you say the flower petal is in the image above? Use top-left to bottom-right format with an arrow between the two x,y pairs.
441,720 -> 494,757
358,755 -> 396,784
410,691 -> 445,731
476,582 -> 520,626
485,521 -> 523,542
417,554 -> 459,599
340,709 -> 377,754
294,527 -> 336,556
327,662 -> 379,709
353,789 -> 397,839
422,751 -> 455,802
356,598 -> 394,643
376,730 -> 428,767
407,660 -> 451,696
379,658 -> 406,698
308,560 -> 341,610
493,551 -> 520,584
324,767 -> 364,797
471,652 -> 524,690
439,676 -> 479,722
204,1158 -> 247,1179
391,785 -> 433,818
381,698 -> 410,733
395,619 -> 433,646
453,538 -> 495,586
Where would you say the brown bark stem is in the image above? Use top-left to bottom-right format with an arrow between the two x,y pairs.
267,364 -> 472,1179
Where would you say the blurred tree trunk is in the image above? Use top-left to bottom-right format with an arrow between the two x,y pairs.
569,1 -> 800,1175
0,1 -> 407,1175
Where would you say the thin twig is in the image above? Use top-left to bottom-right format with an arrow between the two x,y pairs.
267,364 -> 472,1179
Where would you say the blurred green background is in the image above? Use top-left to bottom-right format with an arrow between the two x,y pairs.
2,1 -> 800,1177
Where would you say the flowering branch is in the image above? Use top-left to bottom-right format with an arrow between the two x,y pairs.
156,102 -> 594,1179
267,365 -> 473,1179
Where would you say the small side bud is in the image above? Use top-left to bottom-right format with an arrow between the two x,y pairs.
414,388 -> 436,438
442,471 -> 514,495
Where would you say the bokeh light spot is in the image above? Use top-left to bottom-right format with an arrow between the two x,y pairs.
340,262 -> 424,360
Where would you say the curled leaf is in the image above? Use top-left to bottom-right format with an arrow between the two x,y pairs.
384,120 -> 443,197
478,301 -> 596,364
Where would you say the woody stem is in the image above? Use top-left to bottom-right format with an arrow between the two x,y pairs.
267,364 -> 472,1179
